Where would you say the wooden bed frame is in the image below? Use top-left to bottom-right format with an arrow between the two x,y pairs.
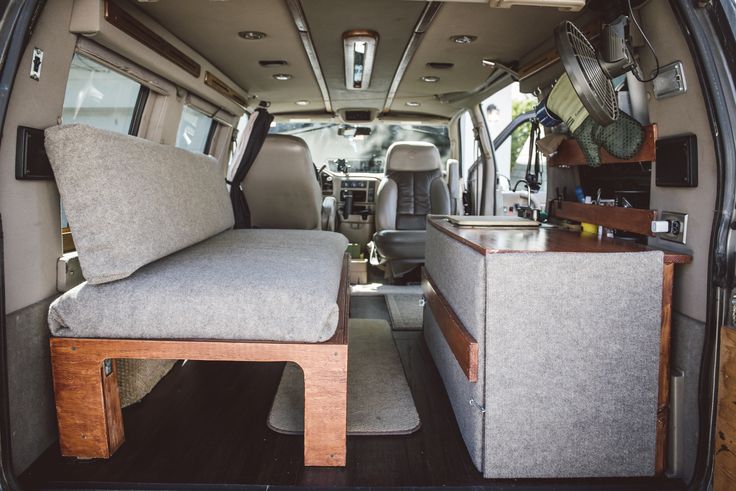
49,254 -> 351,467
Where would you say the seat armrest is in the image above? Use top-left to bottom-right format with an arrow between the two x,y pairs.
322,196 -> 337,231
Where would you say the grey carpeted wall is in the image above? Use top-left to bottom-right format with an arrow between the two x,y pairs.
424,225 -> 665,478
669,312 -> 705,481
424,227 -> 487,471
483,251 -> 662,478
6,297 -> 58,474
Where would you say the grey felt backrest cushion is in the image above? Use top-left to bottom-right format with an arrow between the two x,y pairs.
45,124 -> 234,284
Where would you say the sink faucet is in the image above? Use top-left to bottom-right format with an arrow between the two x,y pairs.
513,179 -> 534,210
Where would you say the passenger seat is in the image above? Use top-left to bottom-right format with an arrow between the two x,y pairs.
242,134 -> 336,230
373,141 -> 450,279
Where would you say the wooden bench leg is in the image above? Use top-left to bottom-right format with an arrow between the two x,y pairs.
50,343 -> 124,458
300,345 -> 348,466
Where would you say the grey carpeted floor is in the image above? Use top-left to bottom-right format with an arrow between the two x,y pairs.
385,294 -> 424,330
268,319 -> 421,435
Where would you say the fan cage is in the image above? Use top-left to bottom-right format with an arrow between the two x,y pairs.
563,21 -> 619,123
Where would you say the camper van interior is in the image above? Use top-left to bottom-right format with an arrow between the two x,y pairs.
0,0 -> 734,490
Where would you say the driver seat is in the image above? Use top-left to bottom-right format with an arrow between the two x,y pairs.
372,141 -> 450,279
242,134 -> 336,230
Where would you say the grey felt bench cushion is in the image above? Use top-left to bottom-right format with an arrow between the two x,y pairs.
45,124 -> 234,285
49,229 -> 348,343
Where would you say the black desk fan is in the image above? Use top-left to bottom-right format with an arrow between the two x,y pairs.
548,0 -> 658,165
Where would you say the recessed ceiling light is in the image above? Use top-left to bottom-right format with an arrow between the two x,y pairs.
273,73 -> 293,81
421,75 -> 440,83
405,101 -> 421,107
295,100 -> 310,106
451,35 -> 477,45
238,31 -> 266,40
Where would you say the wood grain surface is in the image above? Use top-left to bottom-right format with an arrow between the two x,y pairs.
50,255 -> 351,466
549,200 -> 657,237
549,124 -> 657,167
421,269 -> 478,382
715,326 -> 736,490
428,216 -> 692,264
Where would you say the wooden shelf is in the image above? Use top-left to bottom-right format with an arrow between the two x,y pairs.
549,200 -> 656,237
549,123 -> 657,167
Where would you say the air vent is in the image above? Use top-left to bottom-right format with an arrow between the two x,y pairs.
427,62 -> 454,69
259,60 -> 288,67
344,110 -> 372,122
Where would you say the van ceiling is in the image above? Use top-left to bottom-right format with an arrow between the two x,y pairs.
131,0 -> 581,119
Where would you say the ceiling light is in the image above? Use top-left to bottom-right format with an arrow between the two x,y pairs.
421,75 -> 440,83
451,35 -> 477,45
343,30 -> 379,90
405,101 -> 421,107
295,100 -> 310,106
273,73 -> 292,81
238,31 -> 266,40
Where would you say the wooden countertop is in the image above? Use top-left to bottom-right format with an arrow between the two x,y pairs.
428,217 -> 692,265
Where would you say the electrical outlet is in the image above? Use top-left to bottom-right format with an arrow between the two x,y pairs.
658,211 -> 688,244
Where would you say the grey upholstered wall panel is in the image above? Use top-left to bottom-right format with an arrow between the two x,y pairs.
45,124 -> 234,285
424,224 -> 486,470
483,251 -> 663,478
7,297 -> 58,474
641,0 -> 715,323
425,225 -> 486,340
50,229 -> 348,342
669,312 -> 705,481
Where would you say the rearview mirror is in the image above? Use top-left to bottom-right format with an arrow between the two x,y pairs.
338,125 -> 371,138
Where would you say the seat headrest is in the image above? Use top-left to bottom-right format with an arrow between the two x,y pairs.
259,134 -> 313,165
385,141 -> 442,172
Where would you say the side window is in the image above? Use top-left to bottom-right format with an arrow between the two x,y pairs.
62,53 -> 147,135
481,82 -> 546,212
60,53 -> 148,253
176,105 -> 214,153
459,110 -> 482,215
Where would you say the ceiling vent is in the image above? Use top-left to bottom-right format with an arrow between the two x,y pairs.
259,60 -> 288,67
426,62 -> 454,70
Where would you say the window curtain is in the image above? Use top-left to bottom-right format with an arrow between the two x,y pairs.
227,107 -> 274,228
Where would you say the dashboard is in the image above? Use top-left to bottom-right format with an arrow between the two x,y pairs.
339,179 -> 376,204
320,171 -> 379,205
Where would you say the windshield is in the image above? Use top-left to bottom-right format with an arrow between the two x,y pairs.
269,122 -> 450,173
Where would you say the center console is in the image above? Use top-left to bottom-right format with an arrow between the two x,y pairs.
339,179 -> 376,213
329,177 -> 378,249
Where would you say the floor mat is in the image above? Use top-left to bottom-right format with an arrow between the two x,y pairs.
268,319 -> 421,435
385,294 -> 424,330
